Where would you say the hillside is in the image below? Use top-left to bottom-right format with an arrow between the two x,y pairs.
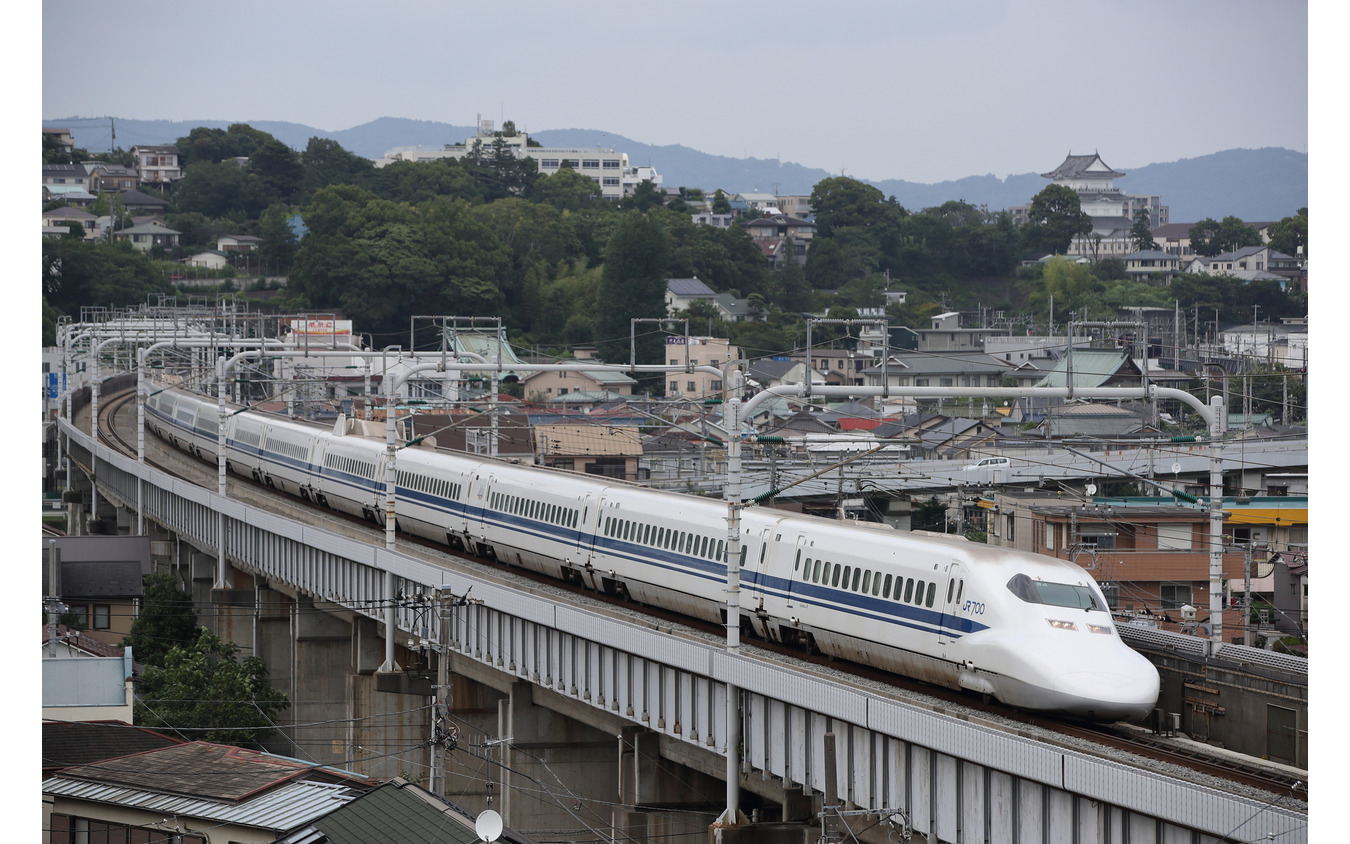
46,116 -> 1307,223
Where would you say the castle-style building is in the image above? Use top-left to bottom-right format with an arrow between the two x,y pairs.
1011,152 -> 1169,259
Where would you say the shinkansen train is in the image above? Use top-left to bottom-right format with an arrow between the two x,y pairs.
145,388 -> 1160,720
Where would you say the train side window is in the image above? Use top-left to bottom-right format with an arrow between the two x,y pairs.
926,582 -> 937,607
906,579 -> 917,602
830,564 -> 841,587
716,540 -> 725,560
883,573 -> 892,598
821,561 -> 831,584
860,569 -> 870,593
872,572 -> 882,596
811,559 -> 821,582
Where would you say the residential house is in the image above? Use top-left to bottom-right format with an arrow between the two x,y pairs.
409,407 -> 535,457
735,192 -> 782,213
87,162 -> 139,193
185,249 -> 230,269
776,194 -> 813,219
42,721 -> 183,780
44,742 -> 377,844
272,777 -> 540,844
741,214 -> 814,267
880,414 -> 1002,461
981,491 -> 1243,631
113,219 -> 181,253
1042,401 -> 1148,438
131,144 -> 182,185
44,128 -> 76,156
1121,249 -> 1182,283
690,212 -> 734,229
862,350 -> 1030,414
42,206 -> 103,240
917,312 -> 1008,353
534,423 -> 643,479
115,188 -> 170,216
43,163 -> 91,191
662,335 -> 737,399
1033,348 -> 1143,390
43,185 -> 99,208
522,366 -> 637,402
42,535 -> 152,647
788,348 -> 873,387
218,233 -> 263,252
665,277 -> 717,314
42,625 -> 137,723
984,334 -> 1091,367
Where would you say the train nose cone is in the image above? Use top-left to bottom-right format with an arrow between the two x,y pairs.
1054,668 -> 1159,720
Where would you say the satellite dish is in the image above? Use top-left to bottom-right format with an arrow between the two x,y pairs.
476,810 -> 503,843
1171,462 -> 1181,474
1085,484 -> 1097,496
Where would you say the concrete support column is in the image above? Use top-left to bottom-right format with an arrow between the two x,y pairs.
497,679 -> 619,837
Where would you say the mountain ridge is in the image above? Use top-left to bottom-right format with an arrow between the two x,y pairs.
45,116 -> 1307,223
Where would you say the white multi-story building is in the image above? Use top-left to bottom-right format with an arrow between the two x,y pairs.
375,119 -> 660,200
1010,152 -> 1168,258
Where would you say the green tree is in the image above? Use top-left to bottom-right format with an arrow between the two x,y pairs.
121,573 -> 198,667
257,203 -> 300,275
624,179 -> 664,213
133,628 -> 289,746
249,137 -> 304,204
532,166 -> 601,211
711,189 -> 732,214
910,496 -> 950,532
299,137 -> 376,199
1188,216 -> 1261,257
176,123 -> 274,166
1130,207 -> 1158,251
1266,208 -> 1308,259
172,160 -> 273,221
593,212 -> 671,369
1023,184 -> 1093,256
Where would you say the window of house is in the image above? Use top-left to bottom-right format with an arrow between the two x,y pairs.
1160,582 -> 1193,608
687,381 -> 696,392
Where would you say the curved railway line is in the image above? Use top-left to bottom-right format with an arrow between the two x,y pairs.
90,387 -> 1308,803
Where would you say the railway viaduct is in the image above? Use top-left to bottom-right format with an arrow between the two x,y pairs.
48,385 -> 1309,844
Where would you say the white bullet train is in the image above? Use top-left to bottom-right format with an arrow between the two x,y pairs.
145,387 -> 1160,721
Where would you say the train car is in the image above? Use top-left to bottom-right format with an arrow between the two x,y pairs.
149,388 -> 1160,721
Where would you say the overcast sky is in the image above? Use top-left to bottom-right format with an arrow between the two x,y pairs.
40,0 -> 1315,185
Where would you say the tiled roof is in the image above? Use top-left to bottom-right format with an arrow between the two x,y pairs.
43,721 -> 183,776
276,779 -> 481,844
56,741 -> 373,802
666,277 -> 715,297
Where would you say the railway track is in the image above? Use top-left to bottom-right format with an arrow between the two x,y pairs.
91,388 -> 1308,802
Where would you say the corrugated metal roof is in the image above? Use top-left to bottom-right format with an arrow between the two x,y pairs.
43,777 -> 360,831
